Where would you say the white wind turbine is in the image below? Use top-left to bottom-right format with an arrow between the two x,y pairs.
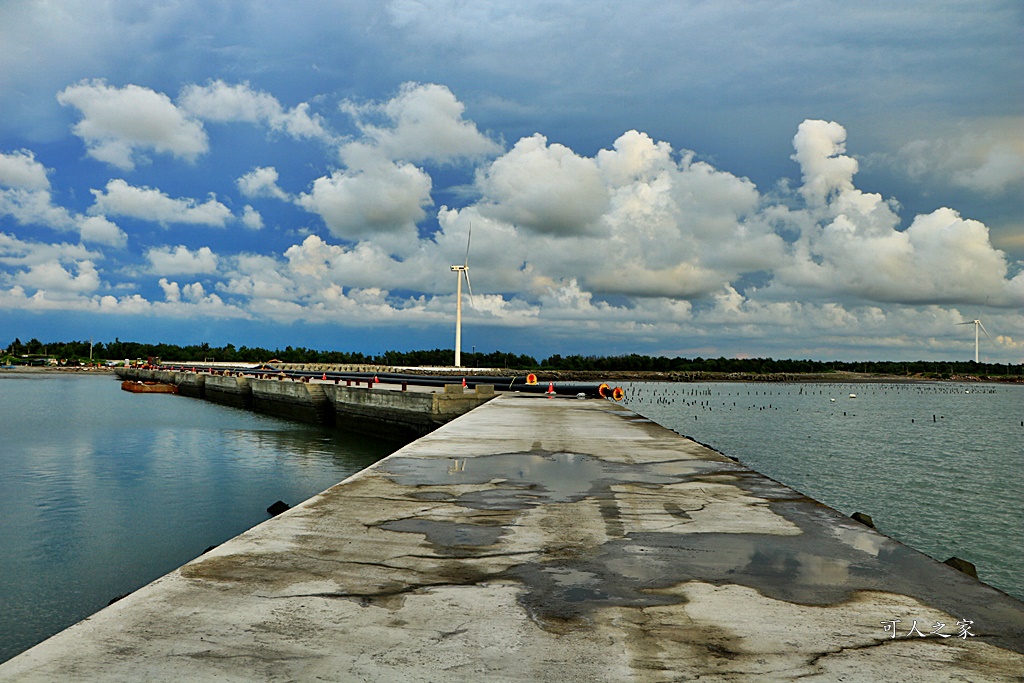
957,318 -> 992,363
450,225 -> 474,368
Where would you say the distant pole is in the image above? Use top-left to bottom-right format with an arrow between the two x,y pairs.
90,337 -> 93,361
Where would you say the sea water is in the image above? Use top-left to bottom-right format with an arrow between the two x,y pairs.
623,381 -> 1024,603
0,372 -> 397,663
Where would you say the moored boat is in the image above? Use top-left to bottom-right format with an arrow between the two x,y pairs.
121,380 -> 178,394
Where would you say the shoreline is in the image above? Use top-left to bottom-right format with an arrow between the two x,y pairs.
3,365 -> 1020,384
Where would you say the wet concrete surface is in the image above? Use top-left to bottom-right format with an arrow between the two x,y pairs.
377,441 -> 1024,655
2,395 -> 1022,682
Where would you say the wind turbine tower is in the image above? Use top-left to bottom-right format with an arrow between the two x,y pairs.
450,226 -> 474,368
957,318 -> 991,363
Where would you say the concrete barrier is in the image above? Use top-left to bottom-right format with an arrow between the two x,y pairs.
250,377 -> 332,424
176,372 -> 205,399
320,383 -> 496,440
153,370 -> 178,385
203,374 -> 252,410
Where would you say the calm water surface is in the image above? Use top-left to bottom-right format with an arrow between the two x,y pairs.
0,372 -> 397,663
624,381 -> 1024,602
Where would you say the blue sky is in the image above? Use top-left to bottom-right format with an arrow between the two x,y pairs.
1,1 -> 1022,362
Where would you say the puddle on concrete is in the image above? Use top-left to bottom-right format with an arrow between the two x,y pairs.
832,523 -> 887,557
378,450 -> 736,511
506,560 -> 675,630
379,519 -> 505,552
501,511 -> 1024,652
373,449 -> 1024,652
405,491 -> 453,502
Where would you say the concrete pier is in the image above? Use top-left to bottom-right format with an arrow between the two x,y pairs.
3,395 -> 1021,681
116,368 -> 495,436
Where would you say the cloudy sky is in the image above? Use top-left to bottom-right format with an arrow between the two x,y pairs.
1,1 -> 1022,362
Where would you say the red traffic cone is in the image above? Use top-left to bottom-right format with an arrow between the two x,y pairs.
462,377 -> 467,388
546,381 -> 555,395
373,375 -> 379,384
321,373 -> 327,380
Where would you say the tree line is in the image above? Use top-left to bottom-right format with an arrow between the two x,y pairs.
3,337 -> 1021,377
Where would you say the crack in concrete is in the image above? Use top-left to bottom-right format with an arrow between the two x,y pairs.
796,637 -> 895,677
282,553 -> 413,572
433,626 -> 469,642
400,550 -> 539,561
267,584 -> 451,602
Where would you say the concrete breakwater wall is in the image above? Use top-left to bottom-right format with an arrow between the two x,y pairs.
204,374 -> 252,409
321,382 -> 495,440
249,377 -> 333,424
116,367 -> 495,438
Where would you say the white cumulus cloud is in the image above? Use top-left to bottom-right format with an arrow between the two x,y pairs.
0,149 -> 51,189
0,151 -> 129,246
237,166 -> 290,200
476,133 -> 609,236
146,245 -> 219,275
791,119 -> 858,206
77,215 -> 126,247
0,186 -> 76,231
772,121 -> 1024,308
341,82 -> 501,163
179,80 -> 332,141
14,259 -> 100,296
90,179 -> 232,227
297,147 -> 432,254
240,205 -> 264,230
57,80 -> 208,170
158,277 -> 181,302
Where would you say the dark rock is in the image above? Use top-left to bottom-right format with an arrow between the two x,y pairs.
267,500 -> 290,516
944,556 -> 978,579
850,512 -> 874,528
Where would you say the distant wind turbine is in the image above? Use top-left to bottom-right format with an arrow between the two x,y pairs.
450,225 -> 474,368
957,318 -> 992,363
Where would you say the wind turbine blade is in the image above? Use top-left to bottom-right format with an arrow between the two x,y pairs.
464,223 -> 473,267
979,320 -> 993,341
956,321 -> 973,325
464,269 -> 475,308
